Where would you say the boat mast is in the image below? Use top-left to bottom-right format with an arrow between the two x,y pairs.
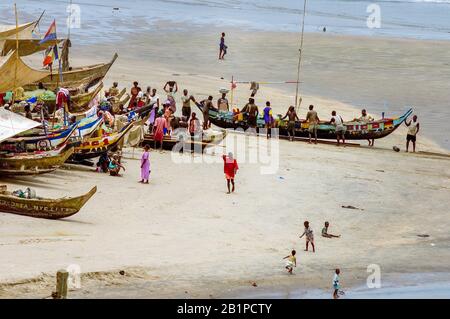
294,0 -> 308,113
13,3 -> 19,101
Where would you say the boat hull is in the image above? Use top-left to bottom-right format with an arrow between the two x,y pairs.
0,186 -> 97,220
0,146 -> 74,176
23,53 -> 118,92
200,107 -> 413,141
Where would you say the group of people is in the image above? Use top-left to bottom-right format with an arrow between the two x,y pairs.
283,220 -> 342,298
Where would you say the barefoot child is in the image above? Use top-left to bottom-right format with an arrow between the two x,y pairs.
299,221 -> 315,252
333,269 -> 343,299
109,154 -> 126,177
322,221 -> 341,238
283,250 -> 297,274
222,152 -> 239,194
140,145 -> 151,184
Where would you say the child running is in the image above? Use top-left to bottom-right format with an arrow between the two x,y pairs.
283,250 -> 297,274
140,145 -> 151,184
299,221 -> 315,252
222,152 -> 239,194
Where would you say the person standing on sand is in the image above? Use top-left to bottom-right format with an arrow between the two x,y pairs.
189,112 -> 201,153
140,144 -> 151,184
358,109 -> 375,147
299,221 -> 315,252
330,111 -> 346,146
223,152 -> 239,194
197,96 -> 213,130
322,222 -> 341,238
306,105 -> 320,144
153,115 -> 167,152
282,106 -> 300,141
283,250 -> 297,274
263,101 -> 274,139
241,98 -> 259,129
333,269 -> 343,299
219,32 -> 227,60
128,81 -> 141,109
405,115 -> 420,153
217,92 -> 229,112
181,89 -> 194,121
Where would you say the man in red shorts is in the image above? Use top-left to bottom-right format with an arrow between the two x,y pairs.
222,152 -> 239,194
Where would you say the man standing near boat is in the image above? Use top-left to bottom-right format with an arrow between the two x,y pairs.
282,106 -> 300,142
241,98 -> 259,129
181,89 -> 194,121
405,115 -> 420,153
306,105 -> 320,144
358,109 -> 375,147
330,111 -> 346,146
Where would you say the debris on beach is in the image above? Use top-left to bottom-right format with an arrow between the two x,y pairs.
251,282 -> 258,287
342,205 -> 364,211
119,270 -> 125,276
417,234 -> 430,238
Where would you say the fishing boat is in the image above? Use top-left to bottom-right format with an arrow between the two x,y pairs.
25,82 -> 104,114
0,145 -> 74,175
23,53 -> 118,92
2,115 -> 104,152
70,123 -> 134,162
199,106 -> 413,141
142,129 -> 227,152
0,185 -> 97,220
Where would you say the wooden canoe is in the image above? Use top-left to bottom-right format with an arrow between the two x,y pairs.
0,185 -> 97,220
0,146 -> 74,176
142,130 -> 227,152
70,123 -> 134,161
199,106 -> 413,141
44,82 -> 104,114
23,53 -> 118,92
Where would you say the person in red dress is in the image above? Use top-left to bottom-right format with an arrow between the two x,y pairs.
222,152 -> 239,194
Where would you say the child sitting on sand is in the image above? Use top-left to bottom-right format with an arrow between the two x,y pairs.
322,221 -> 341,239
283,250 -> 297,274
109,154 -> 126,177
299,221 -> 315,252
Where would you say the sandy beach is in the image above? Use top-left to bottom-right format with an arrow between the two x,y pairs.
2,18 -> 450,298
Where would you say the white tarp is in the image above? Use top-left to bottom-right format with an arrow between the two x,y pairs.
0,108 -> 40,143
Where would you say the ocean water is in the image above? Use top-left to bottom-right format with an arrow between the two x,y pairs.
1,0 -> 450,44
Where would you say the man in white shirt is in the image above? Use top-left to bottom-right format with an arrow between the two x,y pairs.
330,110 -> 346,146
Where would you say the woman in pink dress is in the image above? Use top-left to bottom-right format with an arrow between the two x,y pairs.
140,144 -> 151,184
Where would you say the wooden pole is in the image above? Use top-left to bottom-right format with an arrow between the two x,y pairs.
294,0 -> 308,113
230,76 -> 234,109
55,270 -> 69,299
13,4 -> 19,102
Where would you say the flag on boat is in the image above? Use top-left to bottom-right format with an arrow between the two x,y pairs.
43,44 -> 59,67
39,20 -> 57,45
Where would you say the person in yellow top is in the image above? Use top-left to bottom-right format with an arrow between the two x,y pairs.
283,250 -> 297,274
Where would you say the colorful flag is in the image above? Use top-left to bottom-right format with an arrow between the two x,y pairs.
39,20 -> 57,45
43,45 -> 59,67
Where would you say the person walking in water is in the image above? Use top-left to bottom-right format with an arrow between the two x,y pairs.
299,221 -> 315,253
222,152 -> 239,194
140,145 -> 151,184
219,32 -> 227,60
405,115 -> 420,153
333,269 -> 344,299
